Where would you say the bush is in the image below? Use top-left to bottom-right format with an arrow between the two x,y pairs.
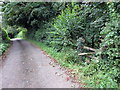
49,5 -> 81,48
85,71 -> 118,88
16,27 -> 27,38
98,3 -> 120,84
0,28 -> 10,56
64,50 -> 80,64
34,23 -> 50,42
81,3 -> 120,88
1,29 -> 10,42
0,43 -> 9,55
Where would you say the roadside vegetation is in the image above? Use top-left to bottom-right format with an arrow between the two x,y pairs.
2,2 -> 120,88
0,28 -> 10,56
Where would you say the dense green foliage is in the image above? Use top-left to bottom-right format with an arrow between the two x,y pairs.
2,2 -> 65,29
0,28 -> 10,55
16,27 -> 27,38
0,42 -> 9,56
4,26 -> 19,38
2,2 -> 120,88
1,28 -> 10,42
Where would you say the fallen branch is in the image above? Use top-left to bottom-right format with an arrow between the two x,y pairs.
83,46 -> 96,52
78,52 -> 95,56
78,52 -> 97,59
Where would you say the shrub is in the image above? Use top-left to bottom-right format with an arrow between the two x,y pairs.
98,3 -> 120,84
49,5 -> 81,49
81,3 -> 120,88
16,27 -> 27,38
1,29 -> 10,42
0,43 -> 9,55
85,71 -> 119,88
64,49 -> 80,64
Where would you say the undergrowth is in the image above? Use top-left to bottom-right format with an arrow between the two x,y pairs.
28,40 -> 119,88
28,40 -> 80,68
0,43 -> 9,56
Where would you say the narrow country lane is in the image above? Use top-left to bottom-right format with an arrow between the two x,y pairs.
1,40 -> 79,88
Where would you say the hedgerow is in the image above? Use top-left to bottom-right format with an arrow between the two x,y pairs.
2,2 -> 120,88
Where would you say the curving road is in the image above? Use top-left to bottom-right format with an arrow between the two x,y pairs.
1,40 -> 79,88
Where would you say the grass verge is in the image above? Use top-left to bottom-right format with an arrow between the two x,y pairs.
28,40 -> 84,86
28,40 -> 119,88
28,40 -> 80,69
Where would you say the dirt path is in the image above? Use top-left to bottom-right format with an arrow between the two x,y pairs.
1,40 -> 79,88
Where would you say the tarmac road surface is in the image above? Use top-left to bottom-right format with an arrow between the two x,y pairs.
1,40 -> 79,88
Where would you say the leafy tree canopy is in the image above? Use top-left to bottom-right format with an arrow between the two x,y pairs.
2,2 -> 65,30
